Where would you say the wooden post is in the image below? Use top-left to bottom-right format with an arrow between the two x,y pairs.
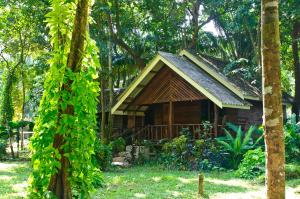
213,104 -> 218,137
168,101 -> 173,138
198,174 -> 204,198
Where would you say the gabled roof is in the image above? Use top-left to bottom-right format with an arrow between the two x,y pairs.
180,49 -> 261,100
111,51 -> 251,115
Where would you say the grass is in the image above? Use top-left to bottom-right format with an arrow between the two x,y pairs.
94,165 -> 300,199
0,161 -> 30,199
0,162 -> 299,199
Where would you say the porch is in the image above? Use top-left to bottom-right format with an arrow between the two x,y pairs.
112,99 -> 232,143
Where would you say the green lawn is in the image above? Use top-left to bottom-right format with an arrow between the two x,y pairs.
96,166 -> 300,199
0,162 -> 299,199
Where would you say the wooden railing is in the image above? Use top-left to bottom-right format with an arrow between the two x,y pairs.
132,125 -> 168,141
129,123 -> 225,142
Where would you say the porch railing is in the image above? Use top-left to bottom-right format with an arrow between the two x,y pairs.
130,123 -> 224,142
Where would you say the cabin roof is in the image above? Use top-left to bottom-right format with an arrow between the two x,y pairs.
180,50 -> 261,100
111,51 -> 253,115
158,52 -> 251,108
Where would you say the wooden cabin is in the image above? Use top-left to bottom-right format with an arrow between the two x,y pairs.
103,50 -> 290,142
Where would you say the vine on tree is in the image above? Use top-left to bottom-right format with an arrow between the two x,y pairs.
28,0 -> 100,197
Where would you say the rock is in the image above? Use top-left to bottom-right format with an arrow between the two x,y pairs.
111,161 -> 130,167
126,145 -> 133,152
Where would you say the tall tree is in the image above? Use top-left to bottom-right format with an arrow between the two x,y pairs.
29,0 -> 100,197
291,20 -> 300,121
107,35 -> 114,140
261,0 -> 285,198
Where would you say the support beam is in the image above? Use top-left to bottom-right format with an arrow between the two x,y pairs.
213,104 -> 219,137
168,101 -> 174,138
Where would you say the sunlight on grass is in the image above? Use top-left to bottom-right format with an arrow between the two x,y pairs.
134,193 -> 147,198
152,176 -> 161,182
0,162 -> 30,199
178,177 -> 197,184
206,178 -> 256,189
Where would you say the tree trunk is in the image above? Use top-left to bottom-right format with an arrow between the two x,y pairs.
188,0 -> 201,49
21,67 -> 25,150
261,1 -> 285,198
107,37 -> 114,141
291,20 -> 300,122
107,0 -> 146,69
9,130 -> 15,159
47,0 -> 90,198
100,77 -> 107,144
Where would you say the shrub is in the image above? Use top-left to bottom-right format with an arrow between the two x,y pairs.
285,115 -> 300,163
93,139 -> 112,171
236,147 -> 265,179
91,169 -> 104,188
285,164 -> 300,180
161,124 -> 227,171
217,123 -> 262,169
161,128 -> 197,170
0,139 -> 7,158
109,137 -> 126,155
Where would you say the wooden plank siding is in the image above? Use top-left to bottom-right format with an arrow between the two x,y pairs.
132,66 -> 207,105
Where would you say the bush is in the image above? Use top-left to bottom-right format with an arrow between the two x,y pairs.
93,139 -> 112,171
109,137 -> 126,155
217,123 -> 262,169
236,147 -> 265,179
0,139 -> 7,158
161,128 -> 197,170
92,169 -> 104,188
160,124 -> 227,171
285,115 -> 300,163
285,164 -> 300,180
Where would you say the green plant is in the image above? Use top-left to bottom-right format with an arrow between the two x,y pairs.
285,114 -> 300,162
285,164 -> 300,180
236,147 -> 265,179
93,139 -> 113,171
161,130 -> 193,170
91,169 -> 104,188
109,137 -> 126,155
28,0 -> 100,197
0,139 -> 7,158
217,123 -> 262,169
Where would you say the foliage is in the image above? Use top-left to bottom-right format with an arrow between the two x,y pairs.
93,139 -> 113,171
285,114 -> 300,162
285,164 -> 300,180
91,169 -> 104,188
236,147 -> 265,179
161,127 -> 199,170
0,70 -> 15,126
217,123 -> 262,169
109,137 -> 126,155
161,123 -> 227,171
0,138 -> 7,158
28,0 -> 100,197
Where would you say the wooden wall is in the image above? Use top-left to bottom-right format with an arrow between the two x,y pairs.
223,101 -> 263,129
145,101 -> 202,125
174,101 -> 201,124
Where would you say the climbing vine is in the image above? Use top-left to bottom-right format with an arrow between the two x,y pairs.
28,0 -> 100,198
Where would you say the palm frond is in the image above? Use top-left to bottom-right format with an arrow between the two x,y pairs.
242,125 -> 256,147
